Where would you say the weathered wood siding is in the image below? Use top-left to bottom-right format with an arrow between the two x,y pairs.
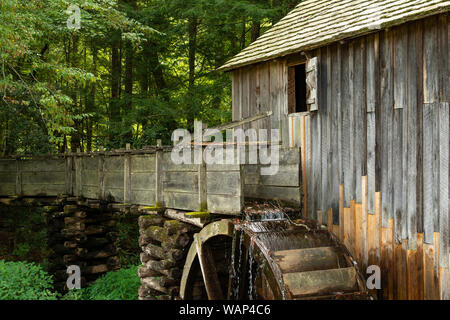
231,12 -> 449,300
232,60 -> 288,144
298,14 -> 448,300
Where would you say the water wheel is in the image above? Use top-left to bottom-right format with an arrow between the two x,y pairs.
180,218 -> 370,300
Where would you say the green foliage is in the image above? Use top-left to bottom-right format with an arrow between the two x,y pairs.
62,266 -> 140,300
116,216 -> 141,267
0,260 -> 59,300
0,0 -> 299,154
0,205 -> 49,262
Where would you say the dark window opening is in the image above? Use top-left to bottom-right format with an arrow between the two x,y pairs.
288,64 -> 308,114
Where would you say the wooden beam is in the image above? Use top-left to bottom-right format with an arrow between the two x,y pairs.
194,234 -> 224,300
208,111 -> 273,133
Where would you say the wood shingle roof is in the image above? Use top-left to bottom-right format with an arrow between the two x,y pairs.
219,0 -> 450,71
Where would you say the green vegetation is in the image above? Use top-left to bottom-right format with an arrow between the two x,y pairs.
117,215 -> 141,267
0,205 -> 50,263
62,265 -> 141,300
0,260 -> 59,300
0,0 -> 299,155
0,260 -> 140,300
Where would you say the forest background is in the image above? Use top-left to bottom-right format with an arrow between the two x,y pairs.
0,0 -> 299,155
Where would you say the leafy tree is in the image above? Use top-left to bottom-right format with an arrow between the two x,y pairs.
0,0 -> 300,154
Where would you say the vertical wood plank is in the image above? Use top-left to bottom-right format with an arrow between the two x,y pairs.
354,39 -> 365,203
343,206 -> 350,249
349,201 -> 356,257
232,70 -> 240,122
98,147 -> 105,200
328,209 -> 333,231
417,233 -> 425,300
320,48 -> 330,218
341,44 -> 351,208
270,61 -> 281,138
380,30 -> 394,228
305,114 -> 312,218
423,103 -> 435,244
366,34 -> 378,215
401,239 -> 409,299
348,43 -> 355,203
354,203 -> 363,265
15,158 -> 22,196
367,193 -> 380,266
361,175 -> 368,269
416,21 -> 424,235
439,102 -> 449,268
75,148 -> 82,197
124,143 -> 132,204
339,184 -> 344,241
366,34 -> 377,113
407,23 -> 419,250
65,155 -> 73,195
423,16 -> 439,104
393,106 -> 404,244
423,242 -> 436,299
394,242 -> 405,299
432,104 -> 440,236
280,62 -> 290,147
331,44 -> 340,223
300,115 -> 307,218
381,219 -> 394,300
367,111 -> 376,214
433,232 -> 441,299
155,140 -> 163,206
407,249 -> 419,300
249,65 -> 258,118
260,63 -> 271,130
438,14 -> 449,102
241,67 -> 250,130
312,112 -> 321,221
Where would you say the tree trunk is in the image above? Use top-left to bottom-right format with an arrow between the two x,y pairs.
110,32 -> 122,141
251,20 -> 260,42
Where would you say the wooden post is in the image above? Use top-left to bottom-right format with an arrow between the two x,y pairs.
194,234 -> 224,300
124,143 -> 132,204
155,139 -> 163,207
195,121 -> 207,211
98,147 -> 105,200
65,153 -> 73,195
15,157 -> 22,196
198,155 -> 207,212
75,148 -> 82,197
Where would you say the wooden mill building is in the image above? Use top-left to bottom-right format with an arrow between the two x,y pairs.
219,0 -> 450,300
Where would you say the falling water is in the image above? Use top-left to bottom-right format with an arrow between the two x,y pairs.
230,229 -> 245,299
248,238 -> 255,300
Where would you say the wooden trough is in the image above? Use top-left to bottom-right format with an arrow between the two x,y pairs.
0,146 -> 302,215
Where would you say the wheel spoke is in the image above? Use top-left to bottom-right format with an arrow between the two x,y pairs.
195,234 -> 224,300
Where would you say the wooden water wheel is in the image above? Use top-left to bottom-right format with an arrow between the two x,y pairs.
180,218 -> 371,300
